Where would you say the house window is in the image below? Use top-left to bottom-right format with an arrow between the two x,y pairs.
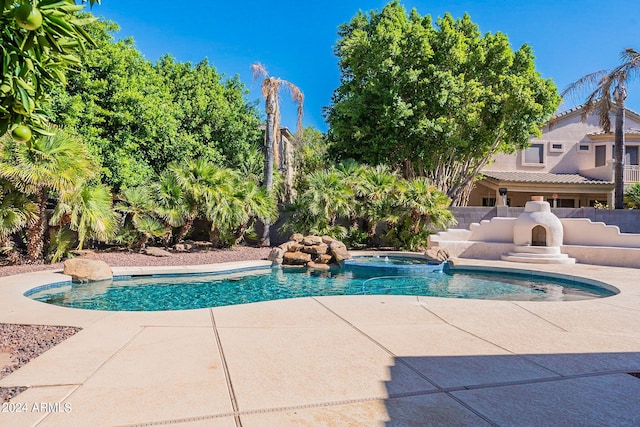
482,197 -> 496,207
556,199 -> 575,208
522,143 -> 545,165
595,145 -> 607,167
626,146 -> 639,166
549,142 -> 564,153
577,144 -> 591,153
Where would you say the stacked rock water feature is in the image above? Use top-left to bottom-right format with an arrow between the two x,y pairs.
268,234 -> 351,269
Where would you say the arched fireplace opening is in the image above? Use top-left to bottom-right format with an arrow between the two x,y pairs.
531,225 -> 547,246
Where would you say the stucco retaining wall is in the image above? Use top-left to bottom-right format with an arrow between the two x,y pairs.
449,207 -> 640,233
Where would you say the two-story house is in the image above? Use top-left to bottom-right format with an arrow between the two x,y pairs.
467,105 -> 640,207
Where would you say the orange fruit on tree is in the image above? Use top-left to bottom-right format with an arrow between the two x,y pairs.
15,4 -> 43,31
11,124 -> 32,143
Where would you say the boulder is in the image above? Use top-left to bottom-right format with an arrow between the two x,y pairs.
331,246 -> 352,262
278,240 -> 298,252
143,247 -> 172,257
329,240 -> 347,251
314,254 -> 333,264
283,251 -> 312,265
321,236 -> 334,244
173,243 -> 193,252
268,247 -> 285,265
63,259 -> 113,283
302,235 -> 323,246
424,247 -> 450,263
290,233 -> 304,242
287,243 -> 304,252
307,261 -> 330,270
301,243 -> 328,255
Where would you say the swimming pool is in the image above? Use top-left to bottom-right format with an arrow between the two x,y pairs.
25,257 -> 617,311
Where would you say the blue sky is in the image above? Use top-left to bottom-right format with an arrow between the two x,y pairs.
90,0 -> 639,132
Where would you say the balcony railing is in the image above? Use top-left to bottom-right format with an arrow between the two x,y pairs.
625,165 -> 640,183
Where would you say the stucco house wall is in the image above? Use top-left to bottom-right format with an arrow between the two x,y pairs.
468,106 -> 640,207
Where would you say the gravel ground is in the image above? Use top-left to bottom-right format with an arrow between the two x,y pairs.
0,245 -> 272,401
1,324 -> 82,402
0,245 -> 272,277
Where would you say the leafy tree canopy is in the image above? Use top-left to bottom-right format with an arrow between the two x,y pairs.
49,19 -> 262,191
326,1 -> 560,205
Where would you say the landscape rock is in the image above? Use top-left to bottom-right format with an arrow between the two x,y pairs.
290,233 -> 304,242
331,246 -> 352,262
307,261 -> 330,270
424,247 -> 450,263
329,240 -> 347,251
278,240 -> 297,251
302,235 -> 323,246
314,254 -> 333,264
301,243 -> 328,255
273,234 -> 351,268
143,247 -> 172,257
172,243 -> 193,252
63,259 -> 113,282
268,247 -> 285,265
283,251 -> 312,265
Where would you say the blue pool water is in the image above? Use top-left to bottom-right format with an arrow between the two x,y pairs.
26,257 -> 616,311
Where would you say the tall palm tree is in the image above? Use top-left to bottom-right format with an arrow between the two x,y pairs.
251,63 -> 304,245
561,48 -> 640,209
0,126 -> 96,262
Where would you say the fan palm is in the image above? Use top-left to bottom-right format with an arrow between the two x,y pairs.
50,182 -> 118,251
386,178 -> 455,250
251,62 -> 304,245
0,180 -> 37,263
116,186 -> 169,251
290,169 -> 355,237
561,48 -> 640,209
355,165 -> 400,243
0,126 -> 96,262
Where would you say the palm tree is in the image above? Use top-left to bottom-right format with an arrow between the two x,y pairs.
50,182 -> 118,251
561,48 -> 640,209
116,186 -> 169,251
289,168 -> 355,238
386,178 -> 455,251
251,62 -> 304,245
355,165 -> 400,244
0,126 -> 96,262
0,179 -> 37,263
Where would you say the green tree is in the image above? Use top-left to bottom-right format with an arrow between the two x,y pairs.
115,186 -> 168,251
625,182 -> 640,209
251,63 -> 304,245
1,0 -> 99,141
0,125 -> 96,262
386,177 -> 455,251
287,168 -> 355,238
352,164 -> 399,244
0,179 -> 37,263
155,56 -> 263,170
50,181 -> 117,252
295,126 -> 328,192
50,19 -> 180,190
326,2 -> 560,206
561,48 -> 640,209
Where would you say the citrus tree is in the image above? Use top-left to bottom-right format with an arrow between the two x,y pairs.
0,0 -> 100,143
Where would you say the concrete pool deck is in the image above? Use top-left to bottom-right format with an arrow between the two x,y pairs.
1,258 -> 640,426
